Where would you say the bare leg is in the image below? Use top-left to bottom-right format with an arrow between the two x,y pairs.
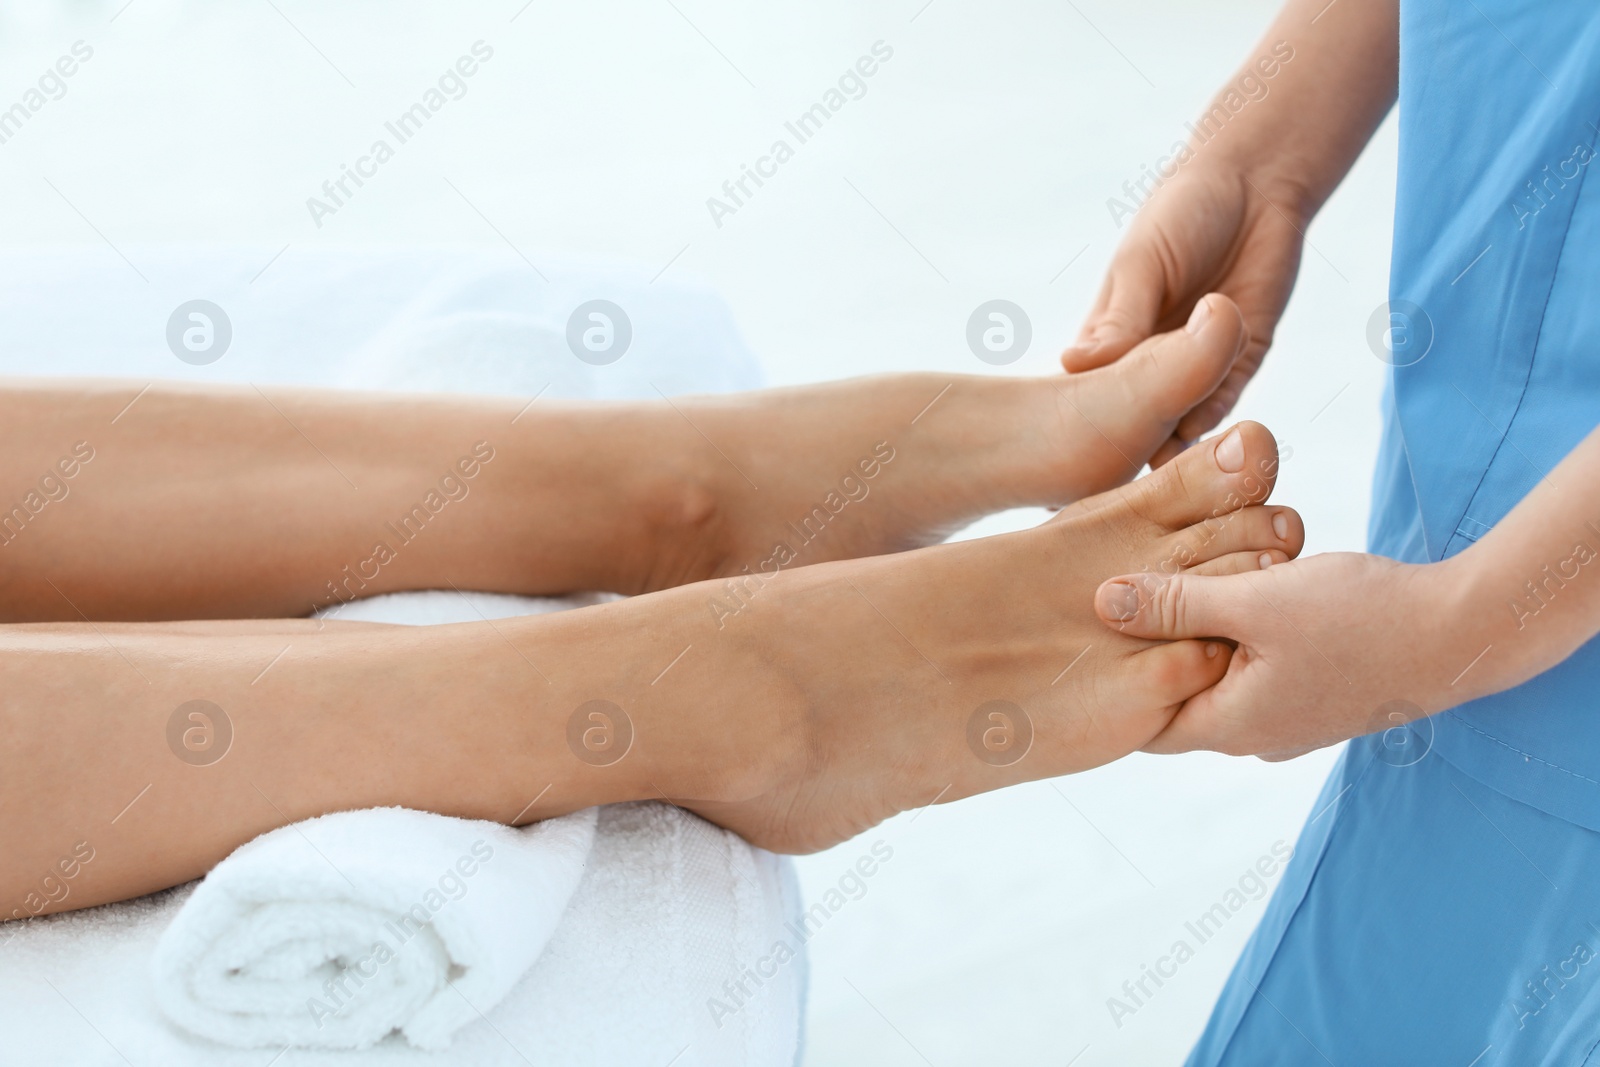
3,422 -> 1297,917
0,295 -> 1245,620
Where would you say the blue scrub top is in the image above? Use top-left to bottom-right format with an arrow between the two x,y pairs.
1371,2 -> 1600,827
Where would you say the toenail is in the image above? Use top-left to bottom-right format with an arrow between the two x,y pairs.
1205,642 -> 1220,658
1258,552 -> 1274,570
1186,297 -> 1213,334
1272,512 -> 1289,540
1103,581 -> 1140,621
1215,428 -> 1245,472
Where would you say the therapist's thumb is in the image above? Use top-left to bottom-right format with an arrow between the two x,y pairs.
1061,253 -> 1166,372
1094,571 -> 1246,641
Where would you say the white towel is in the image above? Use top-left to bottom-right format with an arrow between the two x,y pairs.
150,807 -> 598,1051
0,800 -> 805,1067
0,248 -> 805,1066
0,245 -> 763,399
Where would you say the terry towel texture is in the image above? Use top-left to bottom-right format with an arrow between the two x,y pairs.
0,247 -> 805,1066
0,802 -> 805,1066
151,807 -> 599,1051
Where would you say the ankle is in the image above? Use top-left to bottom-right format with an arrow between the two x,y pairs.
624,579 -> 800,804
621,424 -> 731,595
499,405 -> 731,596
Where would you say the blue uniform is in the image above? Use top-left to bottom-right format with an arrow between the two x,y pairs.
1189,3 -> 1600,1063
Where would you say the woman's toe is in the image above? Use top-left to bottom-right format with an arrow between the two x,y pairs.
1160,505 -> 1304,570
1107,293 -> 1247,425
1124,638 -> 1231,714
1185,547 -> 1293,577
1109,420 -> 1281,529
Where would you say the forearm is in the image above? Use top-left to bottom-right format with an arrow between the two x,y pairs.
1194,0 -> 1398,216
1,584 -> 762,916
1433,424 -> 1600,704
0,379 -> 701,620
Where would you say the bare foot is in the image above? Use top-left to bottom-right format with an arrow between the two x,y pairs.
635,294 -> 1248,592
655,420 -> 1298,853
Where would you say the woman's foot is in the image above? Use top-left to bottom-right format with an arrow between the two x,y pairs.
633,294 -> 1248,592
642,421 -> 1297,853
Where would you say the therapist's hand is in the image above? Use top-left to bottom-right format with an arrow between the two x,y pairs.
1090,552 -> 1478,760
1063,167 -> 1308,468
1099,416 -> 1600,761
1062,0 -> 1401,468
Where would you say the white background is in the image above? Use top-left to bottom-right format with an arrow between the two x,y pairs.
0,0 -> 1395,1062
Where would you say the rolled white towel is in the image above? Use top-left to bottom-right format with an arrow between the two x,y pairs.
150,805 -> 598,1051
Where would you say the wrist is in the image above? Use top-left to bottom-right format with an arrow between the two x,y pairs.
1440,530 -> 1600,707
1184,124 -> 1322,229
1420,544 -> 1544,708
1185,39 -> 1388,227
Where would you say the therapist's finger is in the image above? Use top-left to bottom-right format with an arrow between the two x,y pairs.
1257,743 -> 1328,762
1149,711 -> 1335,759
1061,252 -> 1171,371
1137,666 -> 1268,756
1094,570 -> 1252,641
